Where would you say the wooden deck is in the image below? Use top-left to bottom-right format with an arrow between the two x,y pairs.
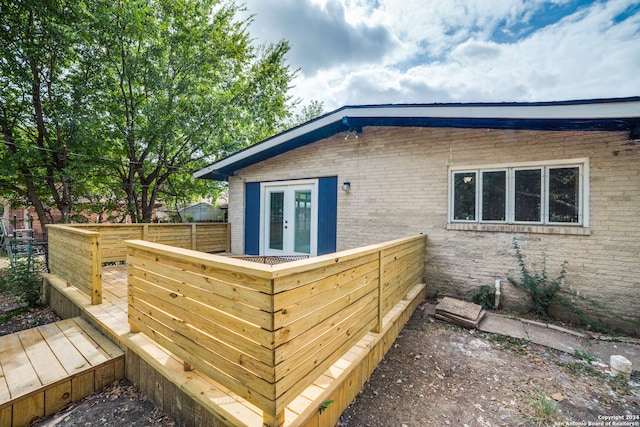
43,264 -> 426,426
0,317 -> 124,427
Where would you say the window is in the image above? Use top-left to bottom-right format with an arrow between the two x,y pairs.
450,161 -> 585,226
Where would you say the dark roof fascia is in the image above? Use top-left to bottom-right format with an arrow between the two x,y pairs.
194,97 -> 640,181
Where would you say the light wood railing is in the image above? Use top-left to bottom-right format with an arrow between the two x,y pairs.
47,225 -> 102,304
126,234 -> 426,426
47,223 -> 231,304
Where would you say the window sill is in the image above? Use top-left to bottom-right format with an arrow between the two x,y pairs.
446,223 -> 591,236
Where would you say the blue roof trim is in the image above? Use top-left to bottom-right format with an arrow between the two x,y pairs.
195,97 -> 640,181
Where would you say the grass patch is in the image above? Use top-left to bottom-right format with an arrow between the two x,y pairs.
488,333 -> 531,353
574,349 -> 597,363
554,353 -> 631,395
525,392 -> 559,426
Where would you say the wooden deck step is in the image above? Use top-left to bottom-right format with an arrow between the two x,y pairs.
0,317 -> 125,427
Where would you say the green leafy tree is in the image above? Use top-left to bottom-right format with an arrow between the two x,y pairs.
280,100 -> 325,130
82,0 -> 294,222
0,0 -> 100,228
1,0 -> 296,226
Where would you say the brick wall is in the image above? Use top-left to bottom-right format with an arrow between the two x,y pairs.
228,126 -> 640,334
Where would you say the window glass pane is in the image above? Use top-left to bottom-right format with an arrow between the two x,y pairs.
549,167 -> 579,223
269,192 -> 284,250
514,169 -> 541,222
482,171 -> 506,221
294,190 -> 311,253
453,172 -> 476,221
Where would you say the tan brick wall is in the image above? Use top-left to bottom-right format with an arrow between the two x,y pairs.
228,126 -> 640,333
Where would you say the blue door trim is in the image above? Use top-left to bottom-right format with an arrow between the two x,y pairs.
318,176 -> 337,255
244,182 -> 260,255
244,177 -> 337,256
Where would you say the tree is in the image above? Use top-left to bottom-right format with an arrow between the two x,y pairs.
1,0 -> 296,226
83,0 -> 294,222
0,0 -> 98,228
291,100 -> 326,127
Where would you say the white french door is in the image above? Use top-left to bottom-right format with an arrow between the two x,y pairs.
262,181 -> 318,256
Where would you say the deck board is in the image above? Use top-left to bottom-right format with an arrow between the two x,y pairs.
0,334 -> 42,398
56,319 -> 109,366
0,360 -> 10,403
16,328 -> 68,386
37,322 -> 91,375
0,316 -> 125,427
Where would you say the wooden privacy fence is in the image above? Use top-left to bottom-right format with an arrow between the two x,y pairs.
47,223 -> 231,305
126,234 -> 426,426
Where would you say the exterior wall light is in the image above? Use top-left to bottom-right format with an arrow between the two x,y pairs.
342,182 -> 351,192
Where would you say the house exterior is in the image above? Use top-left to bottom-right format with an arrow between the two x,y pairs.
195,97 -> 640,334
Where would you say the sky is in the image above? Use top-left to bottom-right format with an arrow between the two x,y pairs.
241,0 -> 640,112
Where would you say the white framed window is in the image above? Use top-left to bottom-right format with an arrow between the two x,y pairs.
449,159 -> 588,226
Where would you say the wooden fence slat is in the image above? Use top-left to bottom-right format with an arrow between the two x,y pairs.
273,286 -> 378,365
127,265 -> 273,331
274,279 -> 378,348
124,234 -> 426,426
128,277 -> 273,362
128,293 -> 274,385
128,305 -> 277,415
273,260 -> 378,328
127,255 -> 272,311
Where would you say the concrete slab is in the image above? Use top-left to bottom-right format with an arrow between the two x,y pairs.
523,323 -> 583,354
436,297 -> 483,321
478,314 -> 528,340
580,340 -> 640,372
433,304 -> 640,373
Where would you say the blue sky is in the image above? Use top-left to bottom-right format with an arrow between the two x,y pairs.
242,0 -> 640,111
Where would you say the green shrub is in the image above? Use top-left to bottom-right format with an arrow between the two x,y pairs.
468,285 -> 496,309
0,260 -> 43,307
508,238 -> 567,316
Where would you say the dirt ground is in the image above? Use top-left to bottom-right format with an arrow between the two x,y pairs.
338,304 -> 640,427
1,258 -> 638,426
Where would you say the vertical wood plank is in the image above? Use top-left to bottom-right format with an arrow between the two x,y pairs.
12,394 -> 44,427
94,363 -> 115,391
114,357 -> 125,380
191,224 -> 197,250
125,350 -> 140,386
44,381 -> 72,416
263,409 -> 285,427
71,371 -> 95,402
373,249 -> 384,333
90,234 -> 102,305
0,406 -> 11,427
174,386 -> 196,427
152,370 -> 164,410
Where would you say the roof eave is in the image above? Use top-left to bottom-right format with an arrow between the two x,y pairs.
194,97 -> 640,181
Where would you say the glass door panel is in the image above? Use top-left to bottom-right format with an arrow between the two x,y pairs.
294,190 -> 312,254
263,183 -> 317,256
268,191 -> 284,250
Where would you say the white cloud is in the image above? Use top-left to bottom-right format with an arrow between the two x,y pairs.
243,0 -> 640,111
